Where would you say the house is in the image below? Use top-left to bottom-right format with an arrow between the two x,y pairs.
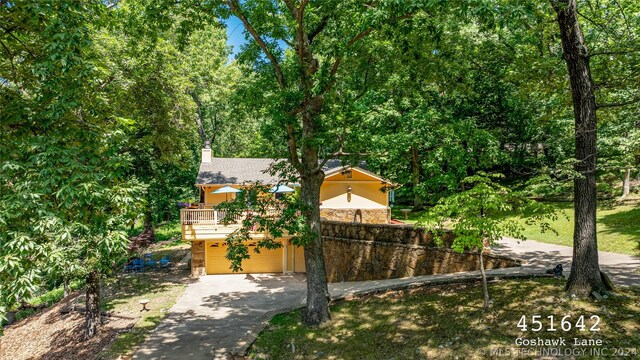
181,144 -> 394,275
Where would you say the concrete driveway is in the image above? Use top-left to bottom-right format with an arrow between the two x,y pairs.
133,273 -> 307,360
133,239 -> 638,360
493,237 -> 640,287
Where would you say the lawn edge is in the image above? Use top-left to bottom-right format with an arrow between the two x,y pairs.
233,270 -> 555,358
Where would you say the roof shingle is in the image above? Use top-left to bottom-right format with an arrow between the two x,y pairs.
195,158 -> 370,185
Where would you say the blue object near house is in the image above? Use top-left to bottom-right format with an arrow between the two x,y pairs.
143,253 -> 158,268
159,256 -> 171,269
125,258 -> 145,273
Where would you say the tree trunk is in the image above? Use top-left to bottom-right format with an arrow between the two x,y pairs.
551,0 -> 606,296
297,106 -> 331,325
300,170 -> 331,325
621,165 -> 631,198
5,310 -> 16,325
410,146 -> 423,210
190,91 -> 208,144
84,270 -> 101,339
478,249 -> 490,311
63,277 -> 69,298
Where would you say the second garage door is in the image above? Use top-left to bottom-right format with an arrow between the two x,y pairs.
205,241 -> 284,274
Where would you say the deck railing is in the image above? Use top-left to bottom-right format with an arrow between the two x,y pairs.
180,208 -> 281,227
180,209 -> 243,226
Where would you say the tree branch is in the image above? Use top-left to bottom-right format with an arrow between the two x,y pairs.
318,58 -> 342,95
576,10 -> 616,41
224,0 -> 286,89
612,0 -> 632,35
316,148 -> 369,172
190,91 -> 208,143
286,124 -> 303,172
308,15 -> 329,43
321,13 -> 412,95
596,97 -> 640,109
590,48 -> 640,57
0,25 -> 36,59
0,38 -> 16,75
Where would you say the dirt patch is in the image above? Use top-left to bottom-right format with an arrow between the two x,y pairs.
0,293 -> 138,360
129,227 -> 156,253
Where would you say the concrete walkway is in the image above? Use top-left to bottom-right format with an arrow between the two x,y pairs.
493,237 -> 640,287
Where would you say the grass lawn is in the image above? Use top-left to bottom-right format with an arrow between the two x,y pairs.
392,202 -> 640,256
251,278 -> 640,359
154,220 -> 183,242
513,203 -> 639,256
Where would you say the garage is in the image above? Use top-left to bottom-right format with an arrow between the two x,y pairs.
205,240 -> 284,274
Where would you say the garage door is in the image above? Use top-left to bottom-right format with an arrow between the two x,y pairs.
205,241 -> 284,274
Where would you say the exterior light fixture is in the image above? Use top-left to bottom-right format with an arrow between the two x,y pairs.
347,185 -> 352,203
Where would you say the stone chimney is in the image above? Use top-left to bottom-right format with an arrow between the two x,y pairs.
202,140 -> 212,163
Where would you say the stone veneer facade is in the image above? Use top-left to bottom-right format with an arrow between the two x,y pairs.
320,221 -> 520,282
191,240 -> 206,276
320,208 -> 389,224
189,221 -> 521,280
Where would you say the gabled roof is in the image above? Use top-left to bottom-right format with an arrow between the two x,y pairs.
324,165 -> 389,183
196,158 -> 281,185
196,157 -> 385,185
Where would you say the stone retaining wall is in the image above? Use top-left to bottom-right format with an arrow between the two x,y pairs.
320,208 -> 389,224
321,221 -> 520,283
321,220 -> 455,247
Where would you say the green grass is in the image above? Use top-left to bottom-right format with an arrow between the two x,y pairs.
127,219 -> 182,243
154,220 -> 182,242
98,243 -> 190,359
97,219 -> 188,358
513,203 -> 640,256
392,202 -> 640,256
251,278 -> 640,359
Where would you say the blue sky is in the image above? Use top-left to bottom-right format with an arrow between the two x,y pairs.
225,16 -> 247,59
224,16 -> 287,60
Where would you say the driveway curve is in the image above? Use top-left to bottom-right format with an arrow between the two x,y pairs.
493,237 -> 640,287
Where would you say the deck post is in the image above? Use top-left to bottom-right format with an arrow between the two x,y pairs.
283,239 -> 287,274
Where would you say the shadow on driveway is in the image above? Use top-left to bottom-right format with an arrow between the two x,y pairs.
133,273 -> 307,360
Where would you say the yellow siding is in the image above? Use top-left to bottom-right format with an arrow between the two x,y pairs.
202,185 -> 240,206
325,169 -> 379,181
190,165 -> 388,275
320,180 -> 388,209
285,241 -> 306,273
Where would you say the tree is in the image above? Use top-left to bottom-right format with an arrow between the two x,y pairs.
202,0 -> 431,325
598,114 -> 640,198
97,2 -> 213,229
359,6 -> 571,207
550,0 -> 608,296
425,173 -> 557,310
0,0 -> 143,337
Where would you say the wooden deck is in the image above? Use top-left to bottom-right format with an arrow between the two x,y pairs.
180,208 -> 284,241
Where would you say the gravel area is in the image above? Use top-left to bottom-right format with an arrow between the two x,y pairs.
0,292 -> 138,360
